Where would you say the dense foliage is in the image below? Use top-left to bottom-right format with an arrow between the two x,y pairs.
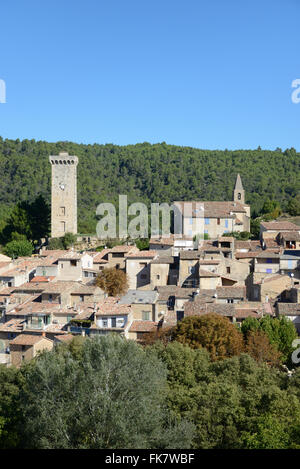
173,314 -> 244,360
2,335 -> 300,449
0,138 -> 300,235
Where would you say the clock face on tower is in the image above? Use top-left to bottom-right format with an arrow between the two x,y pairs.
59,183 -> 65,191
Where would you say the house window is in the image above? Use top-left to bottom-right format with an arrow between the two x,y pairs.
79,295 -> 84,302
288,260 -> 293,269
189,218 -> 193,225
225,219 -> 229,228
217,218 -> 220,225
71,260 -> 77,267
102,319 -> 108,328
227,267 -> 231,274
111,317 -> 116,328
156,274 -> 160,280
142,311 -> 150,321
49,294 -> 53,303
205,218 -> 210,225
266,269 -> 272,274
238,193 -> 241,200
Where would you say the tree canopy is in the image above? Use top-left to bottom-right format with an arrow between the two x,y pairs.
0,138 -> 300,236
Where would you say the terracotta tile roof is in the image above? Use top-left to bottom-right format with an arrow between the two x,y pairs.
126,250 -> 157,258
279,232 -> 300,241
235,240 -> 261,250
150,256 -> 174,264
150,237 -> 174,246
235,251 -> 261,259
92,249 -> 110,262
184,302 -> 236,317
156,286 -> 197,301
40,249 -> 72,257
180,250 -> 202,260
111,245 -> 138,253
54,334 -> 74,343
10,334 -> 51,346
216,286 -> 246,298
95,297 -> 132,316
174,201 -> 247,217
277,303 -> 300,316
129,320 -> 158,332
261,221 -> 300,231
0,318 -> 25,332
30,276 -> 56,283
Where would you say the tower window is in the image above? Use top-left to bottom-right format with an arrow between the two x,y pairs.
60,207 -> 66,216
238,193 -> 241,200
61,221 -> 66,232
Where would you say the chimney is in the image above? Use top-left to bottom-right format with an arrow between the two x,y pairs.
41,331 -> 46,338
193,289 -> 200,301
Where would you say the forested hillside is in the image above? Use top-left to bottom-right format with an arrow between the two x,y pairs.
0,137 -> 299,234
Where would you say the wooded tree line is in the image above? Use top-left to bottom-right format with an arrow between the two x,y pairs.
0,138 -> 300,236
1,314 -> 300,449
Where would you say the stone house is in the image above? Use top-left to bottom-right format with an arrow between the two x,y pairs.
9,333 -> 53,367
125,251 -> 157,289
260,221 -> 300,241
118,290 -> 159,322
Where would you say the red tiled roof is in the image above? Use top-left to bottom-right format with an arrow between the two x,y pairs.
10,334 -> 51,346
129,320 -> 158,332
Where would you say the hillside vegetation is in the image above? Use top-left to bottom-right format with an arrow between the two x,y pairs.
0,137 -> 299,234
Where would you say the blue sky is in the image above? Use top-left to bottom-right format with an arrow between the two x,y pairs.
0,0 -> 300,150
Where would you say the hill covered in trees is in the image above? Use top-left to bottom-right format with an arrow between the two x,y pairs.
0,137 -> 299,234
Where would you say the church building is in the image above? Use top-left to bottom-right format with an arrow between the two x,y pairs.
174,174 -> 250,239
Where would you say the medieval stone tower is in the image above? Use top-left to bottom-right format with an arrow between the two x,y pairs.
49,152 -> 78,238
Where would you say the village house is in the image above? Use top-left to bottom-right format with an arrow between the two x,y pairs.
260,221 -> 300,241
9,333 -> 53,367
125,250 -> 157,289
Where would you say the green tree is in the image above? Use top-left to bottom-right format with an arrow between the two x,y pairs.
0,366 -> 24,449
19,335 -> 194,449
287,195 -> 300,216
3,239 -> 33,258
62,232 -> 77,249
241,316 -> 297,364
